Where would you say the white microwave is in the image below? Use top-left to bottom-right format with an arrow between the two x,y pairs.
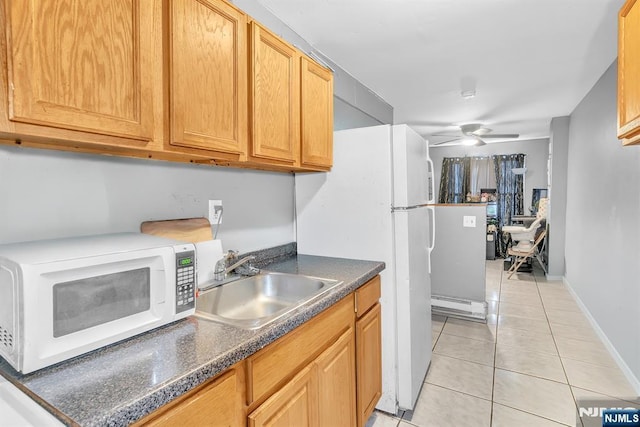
0,233 -> 196,374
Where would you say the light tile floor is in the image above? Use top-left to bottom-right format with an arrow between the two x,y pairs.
366,259 -> 638,427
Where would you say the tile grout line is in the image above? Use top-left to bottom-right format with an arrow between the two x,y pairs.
534,268 -> 585,427
495,262 -> 577,426
488,262 -> 504,426
496,263 -> 575,426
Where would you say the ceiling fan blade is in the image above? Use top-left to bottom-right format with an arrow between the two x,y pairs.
431,133 -> 461,137
473,127 -> 492,136
432,137 -> 461,145
474,136 -> 487,146
477,133 -> 520,138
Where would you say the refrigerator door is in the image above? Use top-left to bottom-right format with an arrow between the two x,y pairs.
393,206 -> 432,410
392,125 -> 430,207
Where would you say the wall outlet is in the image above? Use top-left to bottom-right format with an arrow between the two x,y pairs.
209,200 -> 223,225
463,215 -> 476,228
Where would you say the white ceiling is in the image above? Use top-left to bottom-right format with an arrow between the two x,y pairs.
256,0 -> 624,146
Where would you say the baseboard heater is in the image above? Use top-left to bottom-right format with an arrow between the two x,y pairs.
431,295 -> 487,322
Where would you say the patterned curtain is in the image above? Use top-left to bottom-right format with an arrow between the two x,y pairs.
492,153 -> 526,256
438,157 -> 470,203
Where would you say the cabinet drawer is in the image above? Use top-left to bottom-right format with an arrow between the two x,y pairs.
246,295 -> 354,406
355,276 -> 381,318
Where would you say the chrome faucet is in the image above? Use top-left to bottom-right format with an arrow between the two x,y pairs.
213,250 -> 259,281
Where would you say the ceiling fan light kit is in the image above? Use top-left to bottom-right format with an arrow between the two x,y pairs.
461,90 -> 476,99
432,123 -> 520,146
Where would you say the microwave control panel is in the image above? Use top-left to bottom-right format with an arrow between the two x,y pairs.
175,250 -> 195,313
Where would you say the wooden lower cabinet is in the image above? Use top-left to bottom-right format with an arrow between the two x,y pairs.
135,276 -> 382,427
316,329 -> 357,427
248,363 -> 319,427
249,327 -> 356,427
134,362 -> 246,427
356,304 -> 382,427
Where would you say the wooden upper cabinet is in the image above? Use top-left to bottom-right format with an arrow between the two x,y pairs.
5,0 -> 154,142
249,22 -> 300,164
300,57 -> 333,169
170,0 -> 248,157
0,0 -> 333,170
618,0 -> 640,145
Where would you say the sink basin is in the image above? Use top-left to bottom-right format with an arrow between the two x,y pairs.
195,272 -> 342,329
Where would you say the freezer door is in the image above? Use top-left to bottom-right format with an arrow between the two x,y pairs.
393,207 -> 432,410
392,125 -> 430,207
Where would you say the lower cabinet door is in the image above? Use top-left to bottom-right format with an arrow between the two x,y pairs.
356,303 -> 382,427
248,363 -> 319,427
315,328 -> 357,427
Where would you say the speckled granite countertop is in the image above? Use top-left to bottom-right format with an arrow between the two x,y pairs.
0,252 -> 384,427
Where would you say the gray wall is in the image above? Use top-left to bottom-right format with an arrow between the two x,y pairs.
0,146 -> 294,252
430,139 -> 549,214
547,117 -> 570,278
0,0 -> 397,250
334,97 -> 384,131
430,205 -> 487,302
565,61 -> 640,383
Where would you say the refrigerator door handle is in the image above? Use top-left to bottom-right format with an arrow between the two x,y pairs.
427,157 -> 436,205
428,206 -> 435,274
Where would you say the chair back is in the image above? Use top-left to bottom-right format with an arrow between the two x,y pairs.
536,198 -> 548,219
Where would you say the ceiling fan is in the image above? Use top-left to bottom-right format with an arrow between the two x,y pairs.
432,123 -> 519,146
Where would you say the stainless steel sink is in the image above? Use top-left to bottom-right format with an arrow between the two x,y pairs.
195,272 -> 342,329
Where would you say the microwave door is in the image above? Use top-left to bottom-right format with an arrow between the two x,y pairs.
20,250 -> 175,373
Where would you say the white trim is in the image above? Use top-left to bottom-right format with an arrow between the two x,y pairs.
545,274 -> 563,281
563,276 -> 640,395
431,296 -> 487,321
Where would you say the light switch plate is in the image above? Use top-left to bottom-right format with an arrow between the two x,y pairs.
463,215 -> 476,228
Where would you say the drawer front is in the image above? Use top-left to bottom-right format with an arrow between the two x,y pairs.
355,276 -> 381,318
246,295 -> 354,406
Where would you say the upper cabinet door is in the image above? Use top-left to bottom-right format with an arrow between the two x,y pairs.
300,57 -> 333,169
618,0 -> 640,145
249,22 -> 299,163
170,0 -> 247,155
6,0 -> 154,141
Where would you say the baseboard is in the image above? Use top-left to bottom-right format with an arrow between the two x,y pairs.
431,295 -> 487,322
545,274 -> 563,281
563,276 -> 640,395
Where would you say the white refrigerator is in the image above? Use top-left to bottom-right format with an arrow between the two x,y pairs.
295,124 -> 435,413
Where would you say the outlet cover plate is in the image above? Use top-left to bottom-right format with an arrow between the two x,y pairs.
209,200 -> 222,224
463,215 -> 476,228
